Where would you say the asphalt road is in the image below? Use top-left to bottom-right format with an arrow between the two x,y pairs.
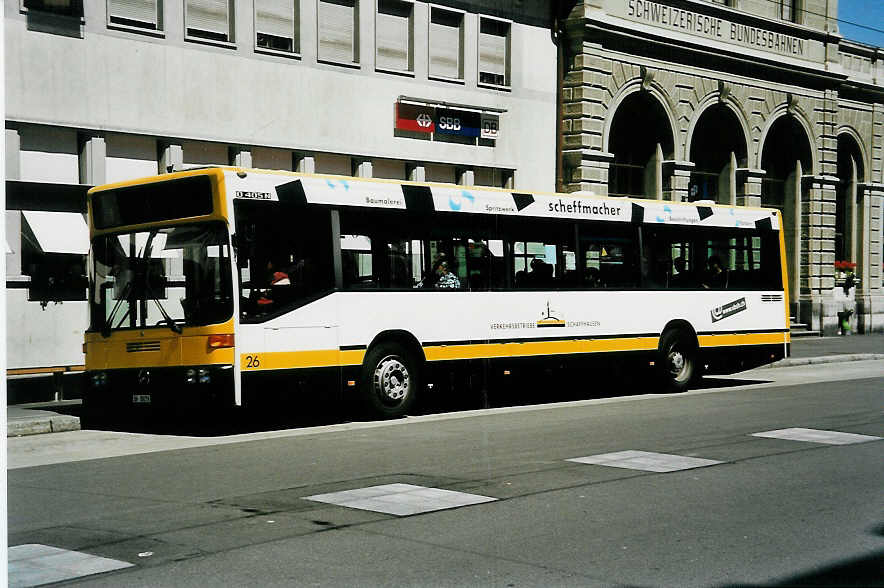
8,360 -> 884,587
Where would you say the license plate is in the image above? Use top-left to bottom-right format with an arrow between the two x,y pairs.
132,394 -> 151,404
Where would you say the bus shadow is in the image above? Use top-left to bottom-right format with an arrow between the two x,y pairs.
81,372 -> 772,436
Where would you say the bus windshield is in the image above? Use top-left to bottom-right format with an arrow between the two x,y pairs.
89,221 -> 233,333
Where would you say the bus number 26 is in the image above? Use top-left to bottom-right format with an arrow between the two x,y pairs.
244,355 -> 261,368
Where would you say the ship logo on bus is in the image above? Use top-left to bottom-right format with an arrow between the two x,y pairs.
537,302 -> 566,328
711,297 -> 747,322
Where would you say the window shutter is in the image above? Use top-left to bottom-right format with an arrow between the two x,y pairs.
429,9 -> 461,79
108,0 -> 158,25
376,1 -> 410,71
479,19 -> 507,82
318,0 -> 357,64
255,0 -> 295,41
187,0 -> 229,37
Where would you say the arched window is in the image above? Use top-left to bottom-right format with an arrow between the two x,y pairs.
688,104 -> 747,204
608,92 -> 674,199
835,134 -> 864,267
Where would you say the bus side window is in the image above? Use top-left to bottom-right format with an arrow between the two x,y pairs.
341,234 -> 374,289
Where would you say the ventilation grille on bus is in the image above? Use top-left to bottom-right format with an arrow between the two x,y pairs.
126,341 -> 161,353
761,294 -> 784,303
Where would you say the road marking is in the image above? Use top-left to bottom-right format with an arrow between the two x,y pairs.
8,544 -> 133,587
751,428 -> 882,445
567,450 -> 723,472
304,483 -> 497,516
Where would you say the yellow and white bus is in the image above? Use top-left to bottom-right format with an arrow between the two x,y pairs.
84,167 -> 790,420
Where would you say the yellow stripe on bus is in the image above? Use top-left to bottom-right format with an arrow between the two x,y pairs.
240,349 -> 366,371
422,337 -> 660,361
239,331 -> 784,371
697,332 -> 787,347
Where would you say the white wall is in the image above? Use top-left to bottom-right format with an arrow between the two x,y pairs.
18,126 -> 79,183
106,133 -> 158,183
5,6 -> 557,190
6,291 -> 87,369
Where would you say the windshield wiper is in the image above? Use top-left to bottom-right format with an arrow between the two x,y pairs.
143,230 -> 182,334
101,281 -> 131,338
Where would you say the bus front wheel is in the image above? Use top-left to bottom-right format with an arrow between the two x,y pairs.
657,329 -> 697,393
361,342 -> 419,418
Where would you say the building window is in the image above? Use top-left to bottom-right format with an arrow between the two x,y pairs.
429,6 -> 463,81
478,16 -> 510,88
22,0 -> 83,17
376,0 -> 413,73
185,0 -> 233,42
108,0 -> 162,30
780,0 -> 798,22
255,0 -> 298,53
318,0 -> 359,65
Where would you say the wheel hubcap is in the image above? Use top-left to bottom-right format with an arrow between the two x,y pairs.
374,356 -> 409,402
668,349 -> 686,379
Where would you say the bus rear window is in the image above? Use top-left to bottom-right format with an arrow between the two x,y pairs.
92,175 -> 214,230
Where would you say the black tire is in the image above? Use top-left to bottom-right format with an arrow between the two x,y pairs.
360,342 -> 419,418
657,329 -> 698,393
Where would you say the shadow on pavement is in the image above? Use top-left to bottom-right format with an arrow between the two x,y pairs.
74,367 -> 773,437
722,551 -> 884,587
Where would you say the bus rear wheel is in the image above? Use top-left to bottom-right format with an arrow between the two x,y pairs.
657,329 -> 697,393
360,342 -> 419,418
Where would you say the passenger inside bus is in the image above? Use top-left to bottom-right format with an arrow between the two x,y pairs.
670,256 -> 695,288
434,260 -> 460,289
703,255 -> 727,289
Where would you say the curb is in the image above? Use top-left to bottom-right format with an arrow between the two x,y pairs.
765,353 -> 884,368
7,415 -> 80,437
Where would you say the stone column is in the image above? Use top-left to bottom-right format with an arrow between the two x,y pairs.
6,129 -> 21,181
561,44 -> 612,194
662,160 -> 693,202
799,173 -> 840,335
857,184 -> 884,332
457,168 -> 475,186
230,148 -> 252,168
563,149 -> 613,195
735,168 -> 764,208
159,143 -> 183,173
79,135 -> 106,185
719,151 -> 737,206
5,129 -> 23,279
353,159 -> 373,178
294,153 -> 315,174
407,163 -> 426,182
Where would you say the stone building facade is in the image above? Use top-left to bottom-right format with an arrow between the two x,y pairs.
559,0 -> 884,334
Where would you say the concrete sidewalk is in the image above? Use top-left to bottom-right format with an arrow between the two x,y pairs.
6,335 -> 883,437
7,403 -> 82,437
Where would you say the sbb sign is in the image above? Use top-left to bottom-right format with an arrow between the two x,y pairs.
395,102 -> 502,140
480,114 -> 499,140
435,109 -> 480,137
395,103 -> 435,133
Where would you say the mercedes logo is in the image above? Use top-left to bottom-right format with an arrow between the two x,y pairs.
137,369 -> 151,386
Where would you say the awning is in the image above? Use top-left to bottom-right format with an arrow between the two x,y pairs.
22,211 -> 89,255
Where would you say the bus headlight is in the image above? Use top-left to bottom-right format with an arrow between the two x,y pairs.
185,369 -> 197,384
198,369 -> 211,384
90,372 -> 108,388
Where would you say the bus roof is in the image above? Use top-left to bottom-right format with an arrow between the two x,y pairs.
90,166 -> 781,231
